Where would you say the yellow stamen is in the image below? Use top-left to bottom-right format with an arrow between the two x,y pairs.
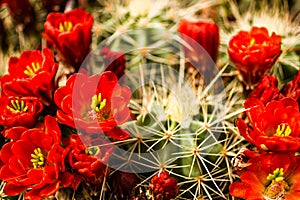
24,62 -> 41,76
250,38 -> 256,45
267,168 -> 284,182
59,23 -> 64,31
85,147 -> 101,156
6,100 -> 28,113
276,124 -> 292,137
59,21 -> 73,32
30,148 -> 45,169
91,93 -> 106,112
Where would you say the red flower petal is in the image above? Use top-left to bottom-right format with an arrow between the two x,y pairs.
229,182 -> 248,198
0,164 -> 17,181
105,128 -> 130,140
240,172 -> 264,192
4,183 -> 27,196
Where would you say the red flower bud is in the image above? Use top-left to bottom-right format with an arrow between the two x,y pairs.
178,19 -> 220,62
249,75 -> 280,105
149,172 -> 179,200
282,70 -> 300,106
100,46 -> 126,79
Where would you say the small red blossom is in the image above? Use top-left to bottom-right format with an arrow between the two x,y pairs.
282,70 -> 300,106
178,19 -> 219,62
0,116 -> 73,199
0,96 -> 43,128
1,48 -> 58,105
228,27 -> 282,88
230,152 -> 300,199
42,8 -> 93,70
54,71 -> 132,140
62,134 -> 113,189
249,75 -> 280,105
100,46 -> 126,79
149,172 -> 179,200
237,97 -> 300,151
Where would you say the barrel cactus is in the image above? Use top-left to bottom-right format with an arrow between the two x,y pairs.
79,21 -> 246,199
0,0 -> 299,200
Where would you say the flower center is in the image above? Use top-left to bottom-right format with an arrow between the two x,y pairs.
85,146 -> 101,156
30,148 -> 45,169
6,100 -> 28,113
250,38 -> 256,46
24,62 -> 41,77
59,21 -> 73,32
87,93 -> 110,122
267,168 -> 284,182
276,124 -> 291,137
91,93 -> 107,112
264,168 -> 289,199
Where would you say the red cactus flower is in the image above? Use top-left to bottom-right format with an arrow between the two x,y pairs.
62,134 -> 113,189
249,75 -> 280,105
237,97 -> 300,151
230,152 -> 300,199
100,46 -> 126,79
178,19 -> 219,62
0,96 -> 43,128
149,171 -> 179,200
0,116 -> 73,199
42,8 -> 93,70
228,26 -> 282,88
54,71 -> 132,140
282,70 -> 300,106
1,48 -> 58,105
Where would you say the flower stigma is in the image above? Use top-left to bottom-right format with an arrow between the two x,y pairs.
30,148 -> 45,168
6,100 -> 28,113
